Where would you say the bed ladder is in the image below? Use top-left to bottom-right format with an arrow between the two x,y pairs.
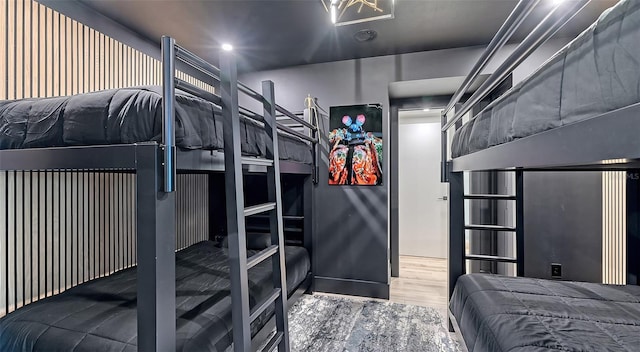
452,170 -> 524,277
220,52 -> 290,352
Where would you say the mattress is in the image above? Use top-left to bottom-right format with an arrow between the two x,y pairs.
450,274 -> 640,352
451,0 -> 640,158
0,86 -> 312,164
0,241 -> 310,352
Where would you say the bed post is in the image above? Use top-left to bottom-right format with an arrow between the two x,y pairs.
135,144 -> 176,352
303,174 -> 314,292
448,169 -> 464,331
132,35 -> 178,352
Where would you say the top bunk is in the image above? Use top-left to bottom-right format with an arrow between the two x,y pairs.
442,0 -> 640,173
0,37 -> 320,176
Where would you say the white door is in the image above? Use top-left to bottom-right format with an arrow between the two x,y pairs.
398,111 -> 448,258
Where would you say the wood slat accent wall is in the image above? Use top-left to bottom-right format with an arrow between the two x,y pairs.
603,168 -> 627,285
0,0 -> 212,318
0,173 -> 208,317
0,0 -> 213,100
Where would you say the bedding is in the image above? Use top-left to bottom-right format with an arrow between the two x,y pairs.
451,0 -> 640,158
450,274 -> 640,352
0,241 -> 310,351
0,86 -> 312,164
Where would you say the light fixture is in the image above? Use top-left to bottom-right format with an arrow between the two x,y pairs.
322,0 -> 394,26
423,108 -> 430,112
221,43 -> 233,51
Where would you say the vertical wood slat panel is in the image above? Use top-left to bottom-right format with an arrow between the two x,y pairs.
24,0 -> 31,99
7,0 -> 15,100
0,0 -> 6,100
0,170 -> 212,316
15,0 -> 23,99
602,160 -> 627,285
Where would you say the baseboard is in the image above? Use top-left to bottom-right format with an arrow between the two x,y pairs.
314,276 -> 389,299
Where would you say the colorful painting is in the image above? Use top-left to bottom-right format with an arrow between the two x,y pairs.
328,104 -> 383,186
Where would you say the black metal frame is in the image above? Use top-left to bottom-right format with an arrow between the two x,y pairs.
0,36 -> 319,352
439,0 -> 640,341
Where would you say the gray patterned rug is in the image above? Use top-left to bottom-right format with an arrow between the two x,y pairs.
282,294 -> 461,352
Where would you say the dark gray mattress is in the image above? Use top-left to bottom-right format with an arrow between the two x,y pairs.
450,274 -> 640,351
0,241 -> 310,352
0,86 -> 312,164
452,0 -> 640,158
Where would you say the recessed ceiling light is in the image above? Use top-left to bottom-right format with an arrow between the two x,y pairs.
221,43 -> 233,51
423,108 -> 430,112
354,29 -> 377,42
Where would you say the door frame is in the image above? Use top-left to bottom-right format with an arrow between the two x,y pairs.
389,95 -> 453,277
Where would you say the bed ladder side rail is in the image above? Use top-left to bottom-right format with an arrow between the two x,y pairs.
220,50 -> 253,352
448,170 -> 465,316
515,170 -> 524,277
263,79 -> 291,352
221,52 -> 290,352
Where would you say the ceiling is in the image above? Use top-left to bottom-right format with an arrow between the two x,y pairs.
78,0 -> 618,73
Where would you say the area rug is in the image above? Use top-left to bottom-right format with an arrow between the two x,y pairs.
284,294 -> 461,352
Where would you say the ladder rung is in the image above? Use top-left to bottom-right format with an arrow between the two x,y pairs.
464,194 -> 517,200
261,331 -> 284,352
247,245 -> 278,269
466,254 -> 518,263
251,215 -> 304,221
244,203 -> 276,217
250,289 -> 281,322
465,224 -> 516,231
242,157 -> 274,167
247,225 -> 302,233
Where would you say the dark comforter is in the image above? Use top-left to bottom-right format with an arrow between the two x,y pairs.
450,274 -> 640,352
0,241 -> 310,351
451,0 -> 640,158
0,86 -> 312,163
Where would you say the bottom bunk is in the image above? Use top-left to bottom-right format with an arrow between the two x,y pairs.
0,240 -> 311,351
450,274 -> 640,352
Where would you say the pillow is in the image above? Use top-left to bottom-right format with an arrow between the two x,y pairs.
220,232 -> 272,250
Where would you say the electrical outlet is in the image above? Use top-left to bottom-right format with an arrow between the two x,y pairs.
551,263 -> 562,278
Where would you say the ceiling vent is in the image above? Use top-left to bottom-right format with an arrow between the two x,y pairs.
354,29 -> 377,42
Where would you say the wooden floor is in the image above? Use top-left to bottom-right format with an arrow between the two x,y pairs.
390,255 -> 448,318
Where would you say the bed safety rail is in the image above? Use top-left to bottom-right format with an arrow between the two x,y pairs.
165,38 -> 319,190
440,0 -> 590,180
442,0 -> 540,117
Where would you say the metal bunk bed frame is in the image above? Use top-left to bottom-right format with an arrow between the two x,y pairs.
0,36 -> 319,352
440,0 -> 639,335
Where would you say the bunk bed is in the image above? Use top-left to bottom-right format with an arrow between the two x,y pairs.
0,36 -> 319,351
441,0 -> 640,351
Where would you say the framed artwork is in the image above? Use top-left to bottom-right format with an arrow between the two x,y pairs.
328,104 -> 383,186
